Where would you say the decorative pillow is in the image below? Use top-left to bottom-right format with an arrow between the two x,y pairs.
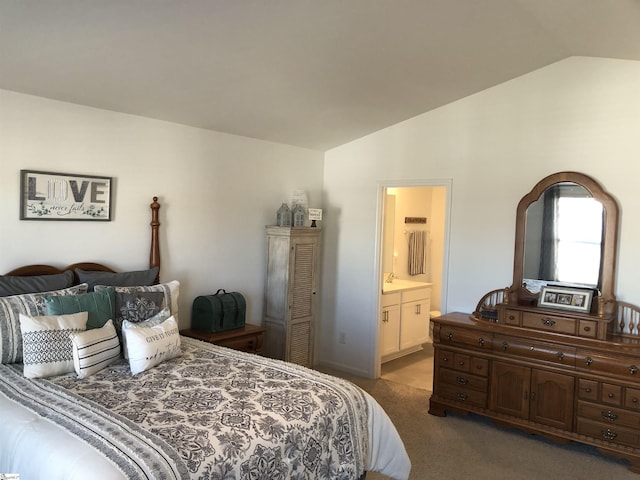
95,280 -> 180,324
121,306 -> 171,359
76,267 -> 159,292
19,311 -> 88,379
123,315 -> 181,375
0,283 -> 88,364
0,270 -> 74,297
70,319 -> 120,378
43,287 -> 116,330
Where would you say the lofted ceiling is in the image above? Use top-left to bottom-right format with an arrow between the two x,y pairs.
1,0 -> 640,151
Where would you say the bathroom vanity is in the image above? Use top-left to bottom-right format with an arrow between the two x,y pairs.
381,279 -> 432,362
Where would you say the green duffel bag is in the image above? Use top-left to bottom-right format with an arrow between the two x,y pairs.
191,289 -> 246,332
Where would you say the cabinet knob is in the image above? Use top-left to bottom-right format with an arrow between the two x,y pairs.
478,337 -> 485,347
541,318 -> 556,327
601,410 -> 618,422
608,392 -> 615,399
456,393 -> 468,401
601,429 -> 618,441
556,352 -> 565,361
447,332 -> 454,340
502,342 -> 509,351
631,365 -> 639,375
585,387 -> 592,393
585,357 -> 593,367
456,376 -> 468,385
633,397 -> 639,404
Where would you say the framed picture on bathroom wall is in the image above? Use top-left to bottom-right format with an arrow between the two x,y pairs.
20,170 -> 113,221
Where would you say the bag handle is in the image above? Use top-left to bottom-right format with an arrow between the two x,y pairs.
215,289 -> 227,295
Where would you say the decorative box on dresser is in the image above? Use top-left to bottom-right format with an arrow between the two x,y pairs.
262,226 -> 321,367
430,172 -> 640,474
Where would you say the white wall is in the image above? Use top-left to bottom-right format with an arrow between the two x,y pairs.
320,57 -> 640,377
0,90 -> 324,329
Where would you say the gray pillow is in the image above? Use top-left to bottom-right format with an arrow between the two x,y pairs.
75,266 -> 158,292
0,270 -> 74,297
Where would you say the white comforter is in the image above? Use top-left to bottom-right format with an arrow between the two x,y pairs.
0,337 -> 410,479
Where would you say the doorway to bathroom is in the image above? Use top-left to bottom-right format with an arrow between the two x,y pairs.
376,180 -> 451,390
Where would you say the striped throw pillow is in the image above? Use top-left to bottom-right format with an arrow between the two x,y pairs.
70,319 -> 121,378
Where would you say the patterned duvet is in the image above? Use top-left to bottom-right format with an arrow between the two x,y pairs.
0,336 -> 409,479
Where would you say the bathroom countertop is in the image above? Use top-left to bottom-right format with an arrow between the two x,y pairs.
382,279 -> 432,294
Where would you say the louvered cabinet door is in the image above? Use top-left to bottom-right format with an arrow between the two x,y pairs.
264,226 -> 321,366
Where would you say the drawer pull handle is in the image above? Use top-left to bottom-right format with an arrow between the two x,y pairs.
583,326 -> 591,332
478,337 -> 485,347
602,410 -> 618,421
556,352 -> 565,361
541,318 -> 556,327
631,365 -> 639,375
585,357 -> 593,367
585,387 -> 592,393
608,393 -> 615,399
456,393 -> 468,401
456,376 -> 468,385
508,315 -> 515,320
442,357 -> 449,362
502,342 -> 509,351
601,429 -> 618,441
458,361 -> 465,367
447,332 -> 454,340
633,397 -> 639,404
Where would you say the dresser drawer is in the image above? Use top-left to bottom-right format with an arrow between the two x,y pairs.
576,418 -> 640,448
576,351 -> 640,379
625,388 -> 640,411
437,349 -> 489,376
439,326 -> 491,351
218,334 -> 264,353
578,379 -> 599,401
494,335 -> 576,367
521,311 -> 575,334
577,401 -> 640,429
503,309 -> 522,326
438,367 -> 488,392
437,383 -> 488,408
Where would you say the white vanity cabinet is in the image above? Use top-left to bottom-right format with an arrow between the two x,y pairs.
381,283 -> 431,363
381,292 -> 401,357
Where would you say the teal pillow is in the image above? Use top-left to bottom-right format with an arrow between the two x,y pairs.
44,287 -> 116,330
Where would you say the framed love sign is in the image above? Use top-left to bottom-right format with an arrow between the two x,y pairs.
20,170 -> 113,221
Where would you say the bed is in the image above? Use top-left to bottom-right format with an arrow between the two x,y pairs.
0,197 -> 410,480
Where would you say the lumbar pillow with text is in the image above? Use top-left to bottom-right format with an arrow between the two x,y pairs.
123,315 -> 181,375
69,319 -> 121,379
19,311 -> 88,378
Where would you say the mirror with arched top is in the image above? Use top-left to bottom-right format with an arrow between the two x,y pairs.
511,172 -> 619,315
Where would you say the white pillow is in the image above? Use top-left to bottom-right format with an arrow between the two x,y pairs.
19,311 -> 88,378
70,319 -> 121,378
123,315 -> 181,375
121,306 -> 171,359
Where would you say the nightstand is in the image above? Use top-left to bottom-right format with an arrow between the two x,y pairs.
181,324 -> 266,354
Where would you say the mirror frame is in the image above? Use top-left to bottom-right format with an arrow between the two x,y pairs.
511,172 -> 619,315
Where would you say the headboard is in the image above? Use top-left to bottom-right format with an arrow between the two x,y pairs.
5,197 -> 161,284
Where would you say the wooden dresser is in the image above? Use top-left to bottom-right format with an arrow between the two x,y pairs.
430,312 -> 640,472
429,171 -> 640,473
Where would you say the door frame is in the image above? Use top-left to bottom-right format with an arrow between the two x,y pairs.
373,178 -> 453,378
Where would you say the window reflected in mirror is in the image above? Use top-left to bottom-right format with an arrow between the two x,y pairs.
523,182 -> 604,291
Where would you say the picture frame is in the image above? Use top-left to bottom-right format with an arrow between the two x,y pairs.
20,170 -> 113,221
538,285 -> 593,313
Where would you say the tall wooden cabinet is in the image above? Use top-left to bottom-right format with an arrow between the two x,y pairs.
263,226 -> 321,367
